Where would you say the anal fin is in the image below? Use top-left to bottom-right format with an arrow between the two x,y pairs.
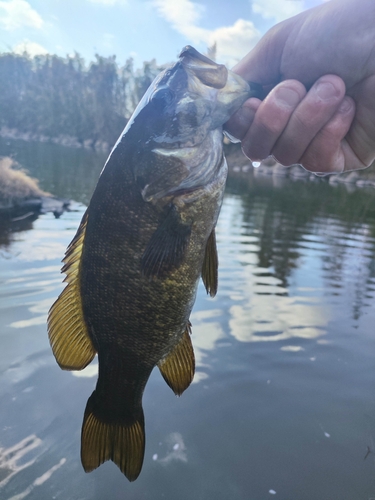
47,210 -> 96,370
201,229 -> 218,297
158,323 -> 195,396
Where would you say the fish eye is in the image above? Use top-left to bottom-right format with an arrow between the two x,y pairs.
151,88 -> 174,105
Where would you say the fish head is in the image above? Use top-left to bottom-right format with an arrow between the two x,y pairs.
126,46 -> 250,149
116,46 -> 251,201
175,45 -> 251,134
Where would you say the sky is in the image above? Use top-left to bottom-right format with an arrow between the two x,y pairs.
0,0 -> 327,67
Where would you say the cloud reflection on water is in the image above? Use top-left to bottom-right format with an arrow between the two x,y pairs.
215,193 -> 332,348
190,308 -> 225,383
229,295 -> 329,343
0,435 -> 43,488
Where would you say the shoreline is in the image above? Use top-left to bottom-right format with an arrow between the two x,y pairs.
1,131 -> 375,190
224,144 -> 375,190
0,127 -> 111,153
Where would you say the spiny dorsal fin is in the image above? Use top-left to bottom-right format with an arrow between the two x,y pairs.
141,204 -> 191,278
81,394 -> 145,482
158,322 -> 195,396
47,210 -> 96,370
201,229 -> 218,297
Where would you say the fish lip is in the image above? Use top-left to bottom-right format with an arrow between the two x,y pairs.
179,45 -> 228,90
178,46 -> 263,100
178,45 -> 217,66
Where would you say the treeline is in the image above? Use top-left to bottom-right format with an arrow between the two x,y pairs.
0,52 -> 166,150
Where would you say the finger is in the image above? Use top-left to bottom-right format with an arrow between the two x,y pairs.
240,80 -> 306,161
224,98 -> 261,141
346,75 -> 375,168
298,96 -> 355,173
271,75 -> 346,166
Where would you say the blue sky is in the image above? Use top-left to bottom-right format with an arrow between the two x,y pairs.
0,0 -> 326,67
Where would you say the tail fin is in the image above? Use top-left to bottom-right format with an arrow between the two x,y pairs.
81,392 -> 145,481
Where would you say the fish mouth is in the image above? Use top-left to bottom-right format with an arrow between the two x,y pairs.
179,45 -> 263,101
179,45 -> 254,107
179,45 -> 229,90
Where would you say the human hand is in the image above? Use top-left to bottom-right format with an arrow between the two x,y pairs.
225,0 -> 375,174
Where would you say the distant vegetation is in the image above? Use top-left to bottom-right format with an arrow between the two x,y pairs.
0,52 -> 166,150
0,157 -> 48,204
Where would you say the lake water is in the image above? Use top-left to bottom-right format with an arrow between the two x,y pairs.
1,138 -> 375,500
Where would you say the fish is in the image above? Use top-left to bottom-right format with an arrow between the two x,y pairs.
47,46 -> 254,481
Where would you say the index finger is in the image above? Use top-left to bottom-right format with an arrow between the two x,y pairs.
224,98 -> 261,141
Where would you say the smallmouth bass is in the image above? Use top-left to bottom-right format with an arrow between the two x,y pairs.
48,46 -> 254,481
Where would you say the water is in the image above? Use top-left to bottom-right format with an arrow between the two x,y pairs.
1,138 -> 375,499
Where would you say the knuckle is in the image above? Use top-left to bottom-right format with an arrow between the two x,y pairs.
257,114 -> 288,136
300,139 -> 341,173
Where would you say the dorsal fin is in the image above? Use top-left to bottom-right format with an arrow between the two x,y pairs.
158,322 -> 195,396
48,210 -> 96,370
201,229 -> 218,297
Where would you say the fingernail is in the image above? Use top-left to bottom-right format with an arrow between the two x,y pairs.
274,87 -> 301,107
315,81 -> 339,100
338,98 -> 352,113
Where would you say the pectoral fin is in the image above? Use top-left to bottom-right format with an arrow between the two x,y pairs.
158,323 -> 195,396
201,229 -> 218,297
141,204 -> 191,278
47,210 -> 96,370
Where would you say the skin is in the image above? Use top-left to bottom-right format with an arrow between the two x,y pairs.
225,0 -> 375,174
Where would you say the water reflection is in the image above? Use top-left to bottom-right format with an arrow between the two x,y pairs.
0,434 -> 66,500
213,194 -> 331,347
229,297 -> 329,343
225,172 -> 375,323
151,432 -> 187,465
7,458 -> 66,500
0,435 -> 43,487
190,308 -> 225,382
0,140 -> 375,498
0,138 -> 105,205
0,214 -> 39,252
0,435 -> 67,500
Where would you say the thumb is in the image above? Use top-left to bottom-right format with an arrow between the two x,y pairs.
231,13 -> 305,86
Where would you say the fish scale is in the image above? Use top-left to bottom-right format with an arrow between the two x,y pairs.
47,45 -> 255,481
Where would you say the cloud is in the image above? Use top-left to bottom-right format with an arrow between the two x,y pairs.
152,0 -> 204,30
207,19 -> 260,67
13,39 -> 48,56
251,0 -> 305,23
87,0 -> 127,4
0,0 -> 43,31
152,0 -> 259,66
